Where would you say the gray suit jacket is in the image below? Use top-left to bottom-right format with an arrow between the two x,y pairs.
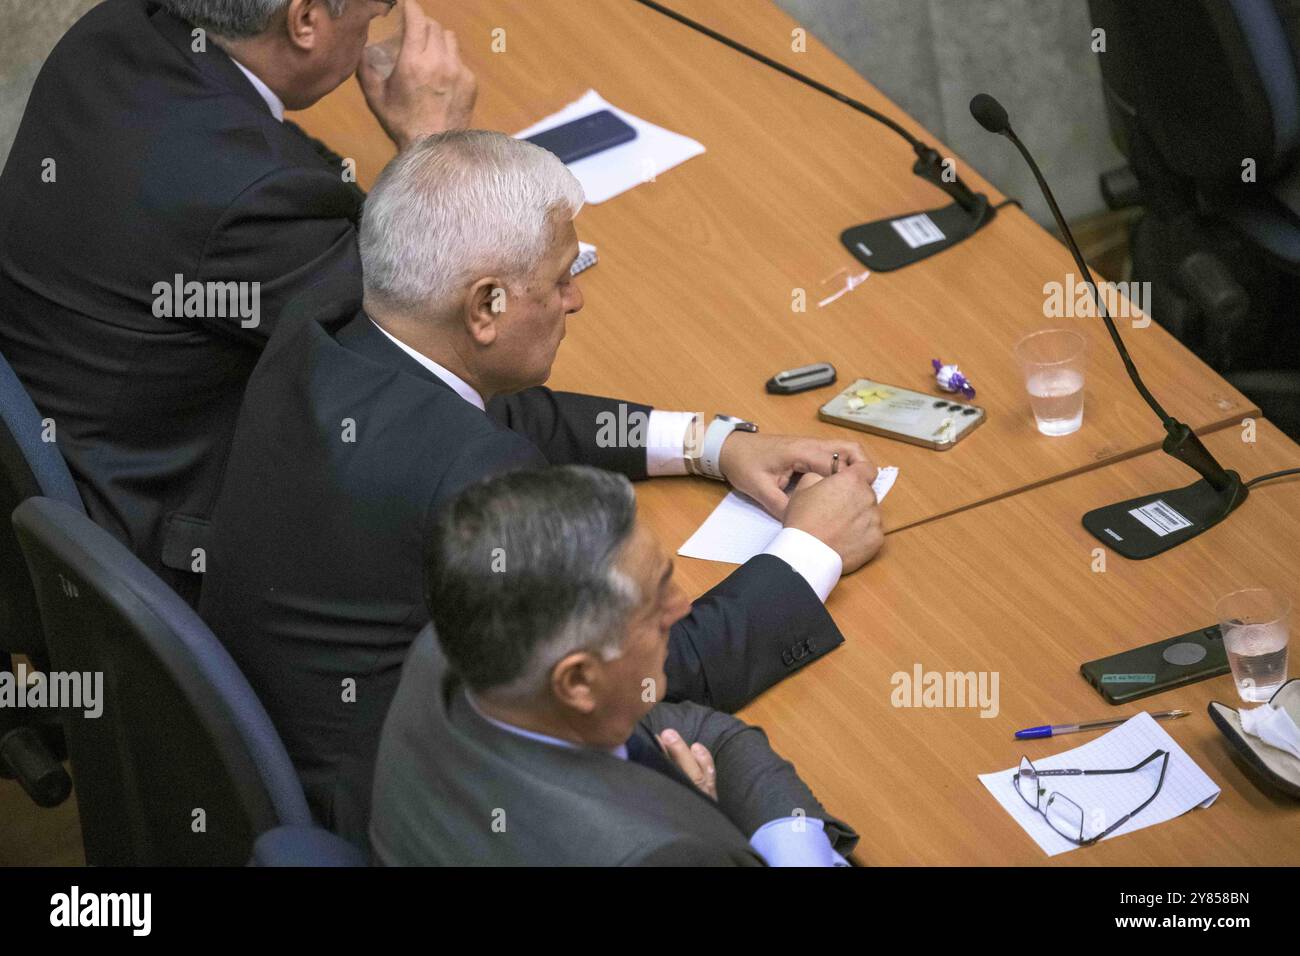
370,627 -> 859,866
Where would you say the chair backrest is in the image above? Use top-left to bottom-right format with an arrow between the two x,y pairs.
1089,0 -> 1300,183
12,496 -> 312,865
0,348 -> 82,657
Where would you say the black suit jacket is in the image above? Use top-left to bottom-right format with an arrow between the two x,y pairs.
0,0 -> 364,602
370,627 -> 859,865
199,289 -> 844,843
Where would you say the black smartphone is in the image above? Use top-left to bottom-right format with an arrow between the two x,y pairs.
524,110 -> 637,164
1080,625 -> 1230,704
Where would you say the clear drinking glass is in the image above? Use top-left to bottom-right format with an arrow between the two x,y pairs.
1014,329 -> 1087,436
1215,587 -> 1292,703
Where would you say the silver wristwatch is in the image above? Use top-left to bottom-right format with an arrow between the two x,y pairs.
689,414 -> 758,480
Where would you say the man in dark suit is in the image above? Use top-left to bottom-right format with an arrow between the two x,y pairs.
371,465 -> 860,866
0,0 -> 473,601
199,130 -> 884,843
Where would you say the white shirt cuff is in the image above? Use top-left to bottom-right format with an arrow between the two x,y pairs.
761,527 -> 842,604
644,410 -> 697,477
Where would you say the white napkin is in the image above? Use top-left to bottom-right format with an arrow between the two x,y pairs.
1239,703 -> 1300,760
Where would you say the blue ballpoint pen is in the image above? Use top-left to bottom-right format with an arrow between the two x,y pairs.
1014,709 -> 1189,739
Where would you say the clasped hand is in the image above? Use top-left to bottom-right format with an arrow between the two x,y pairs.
718,432 -> 885,573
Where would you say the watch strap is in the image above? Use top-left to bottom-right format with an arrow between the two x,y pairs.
699,417 -> 737,480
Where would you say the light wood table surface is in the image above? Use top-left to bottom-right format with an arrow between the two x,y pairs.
733,421 -> 1300,865
293,0 -> 1258,534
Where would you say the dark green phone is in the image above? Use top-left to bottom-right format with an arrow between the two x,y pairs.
1080,625 -> 1230,704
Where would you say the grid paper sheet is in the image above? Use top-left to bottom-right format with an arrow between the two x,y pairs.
979,712 -> 1220,856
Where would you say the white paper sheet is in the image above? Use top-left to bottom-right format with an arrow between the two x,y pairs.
515,90 -> 706,204
978,712 -> 1220,856
678,467 -> 898,565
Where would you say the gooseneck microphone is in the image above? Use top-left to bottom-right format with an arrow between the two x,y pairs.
969,95 -> 1174,429
970,92 -> 1247,559
633,0 -> 997,271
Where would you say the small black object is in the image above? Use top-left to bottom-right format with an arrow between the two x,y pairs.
0,725 -> 71,807
523,110 -> 637,165
766,363 -> 837,395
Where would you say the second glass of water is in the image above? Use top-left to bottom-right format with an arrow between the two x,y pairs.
1015,329 -> 1087,436
1216,587 -> 1291,703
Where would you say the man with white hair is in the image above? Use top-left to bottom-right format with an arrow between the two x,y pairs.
0,0 -> 472,602
200,130 -> 885,843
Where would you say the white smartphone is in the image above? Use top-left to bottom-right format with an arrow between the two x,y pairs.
818,378 -> 986,450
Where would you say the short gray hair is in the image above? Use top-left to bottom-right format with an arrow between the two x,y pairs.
159,0 -> 345,39
425,466 -> 641,702
360,130 -> 586,312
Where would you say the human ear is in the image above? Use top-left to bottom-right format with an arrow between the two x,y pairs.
549,652 -> 599,715
463,277 -> 506,346
282,0 -> 324,51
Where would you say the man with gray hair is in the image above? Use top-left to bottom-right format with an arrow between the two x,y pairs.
0,0 -> 473,602
371,465 -> 859,866
201,129 -> 883,842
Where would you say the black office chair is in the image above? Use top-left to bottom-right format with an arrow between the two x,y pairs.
0,348 -> 76,807
1088,0 -> 1300,437
12,496 -> 315,865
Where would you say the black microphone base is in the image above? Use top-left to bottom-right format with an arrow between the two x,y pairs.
1082,472 -> 1248,560
841,199 -> 995,272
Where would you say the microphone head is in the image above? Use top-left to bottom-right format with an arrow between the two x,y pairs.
970,93 -> 1010,134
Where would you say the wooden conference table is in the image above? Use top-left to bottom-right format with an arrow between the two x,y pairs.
294,0 -> 1296,864
740,422 -> 1300,866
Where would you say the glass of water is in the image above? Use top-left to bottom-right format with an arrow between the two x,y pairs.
1014,329 -> 1087,436
1215,587 -> 1291,703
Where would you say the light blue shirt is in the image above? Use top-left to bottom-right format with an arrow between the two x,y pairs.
466,693 -> 847,866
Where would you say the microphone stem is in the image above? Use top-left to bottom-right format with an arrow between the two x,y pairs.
635,0 -> 1000,224
632,0 -> 921,147
634,0 -> 985,216
1003,128 -> 1175,429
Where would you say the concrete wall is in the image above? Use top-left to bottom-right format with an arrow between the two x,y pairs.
0,0 -> 99,164
775,0 -> 1124,225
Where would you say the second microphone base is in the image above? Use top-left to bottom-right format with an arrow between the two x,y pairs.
841,199 -> 994,272
1082,472 -> 1249,560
